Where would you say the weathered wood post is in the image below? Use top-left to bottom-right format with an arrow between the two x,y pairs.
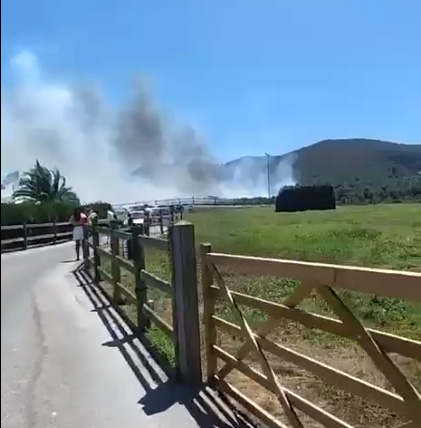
22,222 -> 28,251
169,221 -> 202,384
144,212 -> 151,236
82,225 -> 90,267
159,209 -> 164,234
92,225 -> 101,283
52,219 -> 57,245
200,243 -> 217,381
170,205 -> 175,224
131,226 -> 149,331
110,220 -> 122,303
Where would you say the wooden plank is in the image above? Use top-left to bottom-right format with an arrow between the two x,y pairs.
201,243 -> 218,381
318,286 -> 421,423
140,270 -> 172,296
27,222 -> 55,228
206,253 -> 421,301
27,233 -> 54,241
1,225 -> 24,230
23,223 -> 28,250
209,264 -> 303,428
115,255 -> 137,274
169,222 -> 202,384
92,227 -> 101,283
210,286 -> 421,360
112,230 -> 132,241
138,235 -> 168,252
115,282 -> 137,304
97,247 -> 113,260
97,266 -> 113,284
110,220 -> 122,303
214,346 -> 353,428
213,316 -> 407,417
96,227 -> 111,236
215,378 -> 288,428
142,304 -> 174,340
56,232 -> 73,238
1,238 -> 24,244
131,226 -> 149,331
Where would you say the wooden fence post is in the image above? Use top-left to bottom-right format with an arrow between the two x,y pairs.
200,243 -> 217,382
92,225 -> 101,283
22,222 -> 28,251
82,225 -> 90,267
52,220 -> 57,245
170,205 -> 175,224
110,220 -> 122,303
169,221 -> 202,384
131,226 -> 149,331
159,209 -> 164,234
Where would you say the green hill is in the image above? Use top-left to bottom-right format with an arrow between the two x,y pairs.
292,139 -> 421,185
226,139 -> 421,203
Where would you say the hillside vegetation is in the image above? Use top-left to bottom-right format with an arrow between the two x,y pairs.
227,139 -> 421,203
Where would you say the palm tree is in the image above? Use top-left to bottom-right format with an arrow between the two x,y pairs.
13,160 -> 80,204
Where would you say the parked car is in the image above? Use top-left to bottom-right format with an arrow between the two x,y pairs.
113,207 -> 129,226
130,210 -> 145,226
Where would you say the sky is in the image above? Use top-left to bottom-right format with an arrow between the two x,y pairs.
1,1 -> 420,201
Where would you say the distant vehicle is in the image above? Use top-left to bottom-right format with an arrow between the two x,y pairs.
113,207 -> 129,226
157,205 -> 171,216
130,210 -> 145,225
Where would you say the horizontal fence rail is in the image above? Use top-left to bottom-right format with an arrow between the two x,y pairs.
200,244 -> 421,428
112,196 -> 261,210
1,221 -> 73,250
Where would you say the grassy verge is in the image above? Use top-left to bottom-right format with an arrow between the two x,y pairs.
99,246 -> 175,368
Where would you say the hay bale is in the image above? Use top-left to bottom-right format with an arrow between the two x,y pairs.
275,185 -> 336,212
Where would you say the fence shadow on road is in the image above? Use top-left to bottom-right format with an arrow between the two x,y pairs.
72,266 -> 253,428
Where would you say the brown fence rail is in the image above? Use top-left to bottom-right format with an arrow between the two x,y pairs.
200,244 -> 421,428
1,222 -> 73,250
86,221 -> 202,383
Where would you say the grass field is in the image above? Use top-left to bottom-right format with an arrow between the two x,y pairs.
187,203 -> 421,270
103,203 -> 421,428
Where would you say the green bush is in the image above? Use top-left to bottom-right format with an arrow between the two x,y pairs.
1,201 -> 112,226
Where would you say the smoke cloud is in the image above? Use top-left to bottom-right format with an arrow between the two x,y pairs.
1,51 -> 295,204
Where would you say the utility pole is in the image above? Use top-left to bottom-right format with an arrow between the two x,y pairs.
265,152 -> 271,198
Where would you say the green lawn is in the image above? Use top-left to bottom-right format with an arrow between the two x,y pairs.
186,203 -> 421,270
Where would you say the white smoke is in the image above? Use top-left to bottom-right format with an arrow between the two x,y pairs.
1,51 -> 296,203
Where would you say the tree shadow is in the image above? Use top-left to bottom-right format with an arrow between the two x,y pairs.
72,268 -> 253,428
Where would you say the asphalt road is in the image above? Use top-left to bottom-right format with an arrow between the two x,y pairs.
1,244 -> 247,428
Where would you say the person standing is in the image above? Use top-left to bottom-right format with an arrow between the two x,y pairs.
87,208 -> 98,226
69,207 -> 87,261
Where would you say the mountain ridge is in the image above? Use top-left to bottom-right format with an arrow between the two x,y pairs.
226,138 -> 421,186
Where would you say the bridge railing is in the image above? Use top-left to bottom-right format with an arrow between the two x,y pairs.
200,245 -> 421,428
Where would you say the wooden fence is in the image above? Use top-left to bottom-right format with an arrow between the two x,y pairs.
200,246 -> 421,428
1,222 -> 73,250
86,221 -> 202,384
